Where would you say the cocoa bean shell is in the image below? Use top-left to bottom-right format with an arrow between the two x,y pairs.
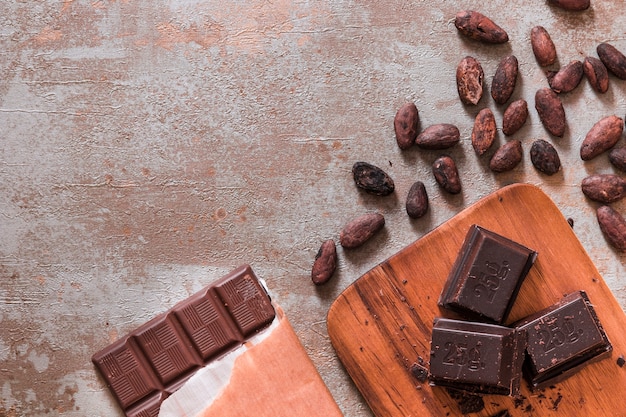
530,139 -> 561,175
583,56 -> 609,93
456,56 -> 484,105
432,155 -> 461,194
415,123 -> 460,150
597,42 -> 626,80
352,161 -> 395,196
581,174 -> 626,203
471,108 -> 497,155
530,26 -> 557,67
549,60 -> 584,93
454,10 -> 509,44
491,55 -> 518,104
405,181 -> 429,219
596,205 -> 626,251
489,140 -> 523,172
609,147 -> 626,172
502,99 -> 528,136
311,239 -> 337,285
535,87 -> 566,137
339,213 -> 385,249
580,115 -> 624,161
548,0 -> 590,11
394,102 -> 420,150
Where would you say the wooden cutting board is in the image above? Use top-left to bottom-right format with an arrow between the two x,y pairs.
327,183 -> 626,417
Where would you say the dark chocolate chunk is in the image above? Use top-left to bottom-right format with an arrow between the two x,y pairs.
92,265 -> 275,417
429,318 -> 527,396
438,225 -> 537,323
409,362 -> 429,382
514,291 -> 612,390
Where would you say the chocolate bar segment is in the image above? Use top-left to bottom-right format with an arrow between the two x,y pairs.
429,317 -> 527,396
92,265 -> 275,417
514,291 -> 612,390
438,225 -> 537,323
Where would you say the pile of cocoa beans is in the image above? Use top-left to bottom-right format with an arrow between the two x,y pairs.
312,3 -> 626,285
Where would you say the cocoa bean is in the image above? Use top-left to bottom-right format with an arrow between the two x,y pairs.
596,205 -> 626,251
535,87 -> 566,137
491,55 -> 518,104
394,102 -> 420,150
530,139 -> 561,175
432,155 -> 461,194
502,99 -> 528,136
415,123 -> 460,150
352,162 -> 395,196
530,26 -> 557,67
339,212 -> 385,249
456,56 -> 484,105
609,146 -> 626,172
548,0 -> 590,11
583,56 -> 609,93
471,108 -> 496,155
549,60 -> 584,93
597,42 -> 626,80
489,140 -> 523,172
405,181 -> 429,219
311,239 -> 337,285
454,10 -> 509,44
581,174 -> 626,203
580,115 -> 624,161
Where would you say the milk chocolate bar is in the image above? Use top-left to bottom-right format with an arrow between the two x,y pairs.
439,225 -> 537,323
92,265 -> 275,417
429,317 -> 527,396
514,291 -> 612,390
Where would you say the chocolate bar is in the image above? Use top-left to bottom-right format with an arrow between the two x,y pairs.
92,265 -> 275,417
514,291 -> 612,390
438,225 -> 537,323
429,317 -> 527,396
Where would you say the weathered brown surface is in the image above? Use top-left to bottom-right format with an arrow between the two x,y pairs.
2,2 -> 626,417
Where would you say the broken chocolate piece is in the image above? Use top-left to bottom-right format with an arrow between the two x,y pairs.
92,265 -> 275,417
514,291 -> 612,390
429,318 -> 527,396
438,225 -> 537,323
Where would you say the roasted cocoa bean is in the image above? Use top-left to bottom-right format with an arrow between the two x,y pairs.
609,146 -> 626,172
489,140 -> 523,172
549,60 -> 584,93
596,205 -> 626,251
583,56 -> 609,93
352,162 -> 395,195
491,55 -> 518,104
432,155 -> 461,194
548,0 -> 590,11
405,181 -> 429,219
530,139 -> 561,175
339,212 -> 385,249
454,10 -> 509,44
535,87 -> 566,137
456,56 -> 484,105
415,123 -> 460,150
580,115 -> 624,161
311,239 -> 337,285
581,174 -> 626,203
471,108 -> 496,155
530,26 -> 557,67
597,42 -> 626,80
394,102 -> 420,150
502,99 -> 529,136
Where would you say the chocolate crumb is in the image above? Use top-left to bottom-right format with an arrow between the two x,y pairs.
567,217 -> 574,228
490,410 -> 511,417
409,362 -> 429,383
446,388 -> 485,414
552,393 -> 563,411
617,355 -> 625,367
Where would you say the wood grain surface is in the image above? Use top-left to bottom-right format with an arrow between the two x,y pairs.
328,183 -> 626,417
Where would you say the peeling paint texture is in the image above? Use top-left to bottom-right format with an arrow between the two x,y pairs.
1,1 -> 625,416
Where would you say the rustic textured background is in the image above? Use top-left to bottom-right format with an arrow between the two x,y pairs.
1,1 -> 625,416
